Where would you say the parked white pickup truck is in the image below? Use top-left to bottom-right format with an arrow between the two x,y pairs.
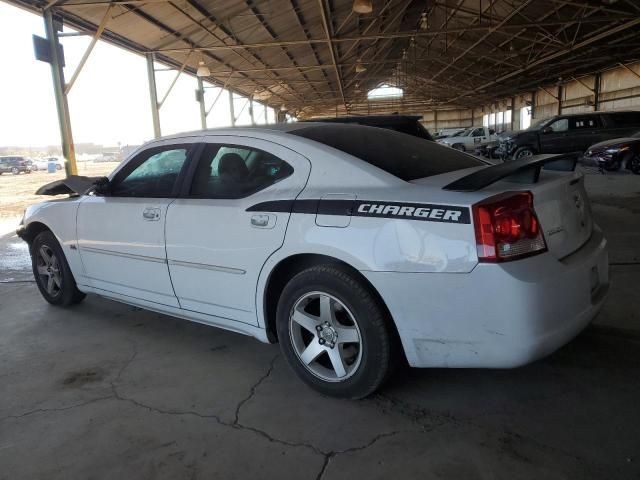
436,126 -> 497,152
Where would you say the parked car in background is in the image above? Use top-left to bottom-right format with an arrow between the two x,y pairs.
304,115 -> 433,140
0,156 -> 32,174
31,157 -> 64,171
499,111 -> 640,160
436,126 -> 497,151
434,128 -> 466,140
582,130 -> 640,174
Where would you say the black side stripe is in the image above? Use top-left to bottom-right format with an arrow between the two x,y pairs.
247,199 -> 471,224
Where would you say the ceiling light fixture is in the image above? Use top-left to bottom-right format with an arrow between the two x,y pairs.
352,0 -> 373,14
355,61 -> 367,73
196,60 -> 210,77
419,12 -> 428,30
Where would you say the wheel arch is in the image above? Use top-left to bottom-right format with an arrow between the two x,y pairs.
20,221 -> 54,248
261,253 -> 402,355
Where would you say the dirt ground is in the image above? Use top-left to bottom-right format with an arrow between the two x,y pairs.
0,162 -> 118,221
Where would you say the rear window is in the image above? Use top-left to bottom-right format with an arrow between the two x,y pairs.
609,112 -> 640,127
290,124 -> 486,181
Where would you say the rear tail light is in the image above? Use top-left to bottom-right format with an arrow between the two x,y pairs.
472,191 -> 546,262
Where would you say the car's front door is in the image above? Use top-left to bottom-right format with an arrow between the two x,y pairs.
77,140 -> 198,307
165,136 -> 310,326
538,117 -> 571,153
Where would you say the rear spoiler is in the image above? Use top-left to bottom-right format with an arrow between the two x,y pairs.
35,175 -> 107,196
443,152 -> 580,192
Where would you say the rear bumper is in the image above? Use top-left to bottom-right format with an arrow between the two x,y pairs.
362,226 -> 609,368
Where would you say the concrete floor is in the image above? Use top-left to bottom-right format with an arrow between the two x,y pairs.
1,170 -> 639,479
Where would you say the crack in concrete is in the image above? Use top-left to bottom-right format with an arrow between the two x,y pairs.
233,354 -> 279,425
315,429 -> 416,480
369,393 -> 617,475
0,396 -> 114,422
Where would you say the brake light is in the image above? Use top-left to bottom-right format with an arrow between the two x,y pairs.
472,191 -> 546,262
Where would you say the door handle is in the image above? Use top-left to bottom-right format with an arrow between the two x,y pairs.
142,207 -> 161,221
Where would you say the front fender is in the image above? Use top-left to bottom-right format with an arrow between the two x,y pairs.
20,197 -> 87,287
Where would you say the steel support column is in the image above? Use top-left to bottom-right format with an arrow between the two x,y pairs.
146,53 -> 161,138
44,10 -> 77,176
511,97 -> 515,130
229,89 -> 236,126
594,73 -> 601,111
557,85 -> 563,115
197,77 -> 207,129
249,98 -> 255,125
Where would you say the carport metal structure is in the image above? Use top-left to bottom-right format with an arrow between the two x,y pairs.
7,0 -> 640,175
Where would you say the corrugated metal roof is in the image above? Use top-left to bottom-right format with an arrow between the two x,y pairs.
8,0 -> 640,118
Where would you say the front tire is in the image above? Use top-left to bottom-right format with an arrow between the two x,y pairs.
56,164 -> 62,170
31,230 -> 86,306
276,265 -> 393,399
513,146 -> 535,160
629,153 -> 640,175
11,167 -> 19,175
452,143 -> 466,152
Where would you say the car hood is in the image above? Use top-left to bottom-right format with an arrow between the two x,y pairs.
588,137 -> 638,151
437,137 -> 459,145
35,175 -> 104,196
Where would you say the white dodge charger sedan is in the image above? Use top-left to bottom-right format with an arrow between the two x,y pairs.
18,124 -> 609,398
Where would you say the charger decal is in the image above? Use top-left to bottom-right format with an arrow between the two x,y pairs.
247,199 -> 470,224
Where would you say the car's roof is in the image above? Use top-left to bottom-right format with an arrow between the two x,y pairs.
548,110 -> 640,118
156,122 -> 385,142
302,115 -> 423,124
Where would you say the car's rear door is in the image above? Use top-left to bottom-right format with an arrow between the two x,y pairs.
165,136 -> 310,326
567,115 -> 604,151
76,139 -> 199,307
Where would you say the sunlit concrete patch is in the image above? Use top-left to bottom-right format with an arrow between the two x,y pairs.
0,216 -> 20,237
0,233 -> 32,282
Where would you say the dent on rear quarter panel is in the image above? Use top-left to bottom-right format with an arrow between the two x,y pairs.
277,213 -> 478,274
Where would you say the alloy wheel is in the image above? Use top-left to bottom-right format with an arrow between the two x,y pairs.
36,245 -> 62,297
517,149 -> 533,159
630,154 -> 640,174
289,291 -> 362,382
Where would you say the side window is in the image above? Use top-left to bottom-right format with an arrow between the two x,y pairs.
570,116 -> 600,130
547,118 -> 568,132
111,146 -> 189,197
190,144 -> 293,198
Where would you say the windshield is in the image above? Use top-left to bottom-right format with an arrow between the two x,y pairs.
527,118 -> 549,131
453,129 -> 472,137
290,124 -> 487,181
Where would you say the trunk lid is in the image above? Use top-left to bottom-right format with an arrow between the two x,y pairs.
416,165 -> 593,260
529,171 -> 593,259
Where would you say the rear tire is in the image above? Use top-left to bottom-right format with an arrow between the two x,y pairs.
276,265 -> 394,399
11,167 -> 19,175
31,230 -> 86,306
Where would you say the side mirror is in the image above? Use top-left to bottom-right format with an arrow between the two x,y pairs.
93,176 -> 111,196
542,126 -> 553,134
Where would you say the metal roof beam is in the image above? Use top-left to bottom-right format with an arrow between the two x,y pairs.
317,0 -> 346,112
64,3 -> 113,95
